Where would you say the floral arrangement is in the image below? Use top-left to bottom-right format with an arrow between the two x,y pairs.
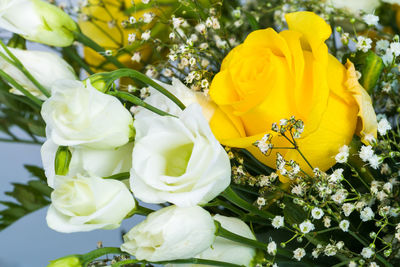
1,0 -> 400,266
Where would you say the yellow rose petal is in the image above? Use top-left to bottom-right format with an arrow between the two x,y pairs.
345,60 -> 378,144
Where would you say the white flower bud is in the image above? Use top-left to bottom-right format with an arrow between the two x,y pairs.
0,0 -> 77,46
0,47 -> 76,99
121,205 -> 215,261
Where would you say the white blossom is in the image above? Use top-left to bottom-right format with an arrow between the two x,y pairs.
311,207 -> 324,220
359,145 -> 374,162
369,155 -> 381,169
329,169 -> 344,183
376,40 -> 390,51
331,189 -> 348,204
272,216 -> 284,229
131,52 -> 141,63
141,30 -> 151,40
339,220 -> 350,232
377,118 -> 392,135
342,203 -> 355,217
323,216 -> 331,228
299,220 -> 315,234
389,42 -> 400,57
267,241 -> 277,255
324,244 -> 337,256
142,12 -> 154,23
356,36 -> 372,52
293,248 -> 306,261
291,184 -> 304,196
360,207 -> 374,221
362,14 -> 379,26
361,247 -> 374,259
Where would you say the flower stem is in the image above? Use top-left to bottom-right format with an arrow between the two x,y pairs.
105,68 -> 186,110
135,205 -> 154,216
0,69 -> 42,107
108,91 -> 177,117
0,40 -> 50,98
81,247 -> 127,267
72,30 -> 127,69
215,221 -> 267,250
103,172 -> 130,181
112,258 -> 245,267
221,187 -> 274,220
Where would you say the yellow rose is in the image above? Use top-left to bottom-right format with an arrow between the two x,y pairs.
209,11 -> 377,180
79,0 -> 213,72
78,0 -> 163,71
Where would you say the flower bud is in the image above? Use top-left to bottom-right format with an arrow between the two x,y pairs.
84,74 -> 108,93
0,0 -> 77,47
54,146 -> 72,176
0,46 -> 76,99
47,256 -> 82,267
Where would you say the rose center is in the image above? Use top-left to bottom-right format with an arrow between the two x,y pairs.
163,143 -> 194,177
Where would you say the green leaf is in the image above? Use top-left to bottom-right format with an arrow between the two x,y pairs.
244,11 -> 260,31
359,51 -> 384,93
0,166 -> 52,231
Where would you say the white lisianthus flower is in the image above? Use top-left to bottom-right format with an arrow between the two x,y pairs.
167,214 -> 256,267
41,139 -> 133,188
41,80 -> 134,149
46,174 -> 135,233
121,205 -> 215,261
0,0 -> 77,47
383,0 -> 400,4
329,0 -> 380,14
135,77 -> 216,120
130,104 -> 231,207
0,47 -> 76,100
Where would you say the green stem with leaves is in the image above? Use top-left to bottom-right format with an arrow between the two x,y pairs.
72,30 -> 127,69
0,69 -> 42,107
221,186 -> 274,219
0,40 -> 50,98
102,68 -> 186,110
108,91 -> 176,117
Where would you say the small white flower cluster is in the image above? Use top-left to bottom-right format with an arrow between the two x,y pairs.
359,145 -> 382,170
335,145 -> 349,164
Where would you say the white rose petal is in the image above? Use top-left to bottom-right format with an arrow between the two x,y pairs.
329,0 -> 380,14
121,205 -> 215,261
46,174 -> 135,233
41,80 -> 133,149
41,139 -> 133,188
168,214 -> 256,267
0,47 -> 76,99
131,104 -> 231,207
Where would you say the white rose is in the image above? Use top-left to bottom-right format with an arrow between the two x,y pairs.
329,0 -> 380,14
168,214 -> 256,267
41,139 -> 133,188
383,0 -> 400,4
130,104 -> 231,207
135,78 -> 216,120
41,80 -> 134,149
0,47 -> 76,100
46,174 -> 135,233
0,0 -> 77,47
120,205 -> 216,261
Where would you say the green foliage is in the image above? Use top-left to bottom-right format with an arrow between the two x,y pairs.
0,165 -> 52,231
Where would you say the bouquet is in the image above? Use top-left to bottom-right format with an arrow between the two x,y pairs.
1,0 -> 400,266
